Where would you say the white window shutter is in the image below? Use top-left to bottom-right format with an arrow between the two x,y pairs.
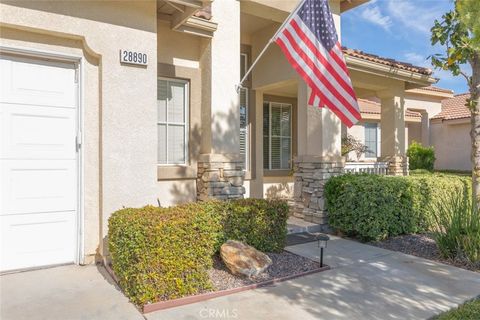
239,88 -> 248,170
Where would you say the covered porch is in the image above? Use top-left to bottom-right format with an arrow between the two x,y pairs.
239,4 -> 437,225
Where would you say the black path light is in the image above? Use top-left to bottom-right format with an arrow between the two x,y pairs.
315,234 -> 330,267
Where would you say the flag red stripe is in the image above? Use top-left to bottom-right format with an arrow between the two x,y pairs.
275,36 -> 354,127
281,28 -> 360,120
289,19 -> 357,100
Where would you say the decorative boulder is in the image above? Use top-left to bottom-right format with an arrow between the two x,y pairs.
220,240 -> 272,278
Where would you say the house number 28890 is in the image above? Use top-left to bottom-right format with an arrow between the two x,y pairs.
120,49 -> 148,66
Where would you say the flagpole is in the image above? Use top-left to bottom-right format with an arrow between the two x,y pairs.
236,0 -> 306,93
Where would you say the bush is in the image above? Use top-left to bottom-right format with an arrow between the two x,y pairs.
222,199 -> 289,252
430,190 -> 480,264
407,141 -> 436,171
108,198 -> 288,305
108,202 -> 223,305
325,173 -> 470,241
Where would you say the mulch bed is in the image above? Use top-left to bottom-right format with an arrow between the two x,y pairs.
208,251 -> 321,291
106,250 -> 327,313
370,234 -> 479,273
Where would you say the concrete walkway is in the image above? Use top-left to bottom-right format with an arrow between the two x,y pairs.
147,235 -> 480,320
1,237 -> 479,320
0,264 -> 144,320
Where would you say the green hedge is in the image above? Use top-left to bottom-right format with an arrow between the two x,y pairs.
325,173 -> 470,241
108,198 -> 288,305
407,141 -> 436,171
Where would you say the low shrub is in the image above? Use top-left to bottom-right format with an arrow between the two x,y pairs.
108,202 -> 223,305
430,190 -> 480,265
108,198 -> 288,305
407,141 -> 436,171
222,198 -> 289,252
325,173 -> 470,241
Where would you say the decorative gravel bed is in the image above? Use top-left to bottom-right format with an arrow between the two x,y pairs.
370,234 -> 479,273
208,251 -> 321,291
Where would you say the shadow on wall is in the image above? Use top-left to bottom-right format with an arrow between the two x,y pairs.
211,106 -> 240,154
168,106 -> 241,204
265,182 -> 293,200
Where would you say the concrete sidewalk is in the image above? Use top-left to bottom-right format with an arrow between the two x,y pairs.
0,265 -> 144,320
147,236 -> 480,320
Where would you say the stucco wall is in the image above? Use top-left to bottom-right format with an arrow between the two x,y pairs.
404,93 -> 443,118
263,176 -> 294,199
408,122 -> 422,145
431,121 -> 471,171
0,0 -> 158,260
347,120 -> 418,161
155,20 -> 203,206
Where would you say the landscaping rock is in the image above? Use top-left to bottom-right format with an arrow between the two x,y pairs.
220,240 -> 272,278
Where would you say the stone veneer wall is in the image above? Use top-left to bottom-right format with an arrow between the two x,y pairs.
293,156 -> 345,229
381,156 -> 409,176
197,154 -> 245,201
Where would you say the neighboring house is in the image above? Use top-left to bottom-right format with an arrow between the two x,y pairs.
431,94 -> 471,171
0,0 -> 437,272
345,86 -> 454,161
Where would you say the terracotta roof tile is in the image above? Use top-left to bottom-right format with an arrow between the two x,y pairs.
358,99 -> 422,119
416,86 -> 454,94
432,93 -> 471,120
343,47 -> 433,75
194,5 -> 212,20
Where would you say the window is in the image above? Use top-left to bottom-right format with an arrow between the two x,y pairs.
263,102 -> 292,170
239,53 -> 249,170
364,123 -> 378,158
239,88 -> 248,170
157,78 -> 189,165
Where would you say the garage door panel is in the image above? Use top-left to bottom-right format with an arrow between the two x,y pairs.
0,53 -> 78,272
0,211 -> 76,271
1,103 -> 76,159
2,160 -> 76,216
0,56 -> 76,107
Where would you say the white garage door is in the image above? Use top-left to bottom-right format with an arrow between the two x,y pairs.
0,54 -> 79,272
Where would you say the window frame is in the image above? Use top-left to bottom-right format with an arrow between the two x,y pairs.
263,101 -> 293,170
157,77 -> 190,166
364,122 -> 378,159
240,53 -> 248,80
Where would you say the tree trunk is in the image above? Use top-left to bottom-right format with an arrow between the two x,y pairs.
470,51 -> 480,209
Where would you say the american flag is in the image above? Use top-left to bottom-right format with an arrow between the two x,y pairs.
273,0 -> 361,127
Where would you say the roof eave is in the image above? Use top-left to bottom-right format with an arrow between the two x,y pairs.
406,88 -> 454,98
345,55 -> 437,87
340,0 -> 370,13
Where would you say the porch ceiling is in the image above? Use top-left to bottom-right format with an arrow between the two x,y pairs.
264,80 -> 298,98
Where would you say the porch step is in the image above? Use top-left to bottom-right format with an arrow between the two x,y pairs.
287,216 -> 322,235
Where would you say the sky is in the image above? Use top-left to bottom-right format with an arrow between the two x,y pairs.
341,0 -> 469,94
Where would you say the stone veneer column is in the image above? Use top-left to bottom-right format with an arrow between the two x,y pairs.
197,0 -> 244,201
378,85 -> 408,176
293,156 -> 344,227
381,156 -> 409,176
197,154 -> 245,200
294,80 -> 344,229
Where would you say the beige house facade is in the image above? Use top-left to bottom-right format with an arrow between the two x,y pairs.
0,0 -> 437,271
345,86 -> 454,162
431,93 -> 471,171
